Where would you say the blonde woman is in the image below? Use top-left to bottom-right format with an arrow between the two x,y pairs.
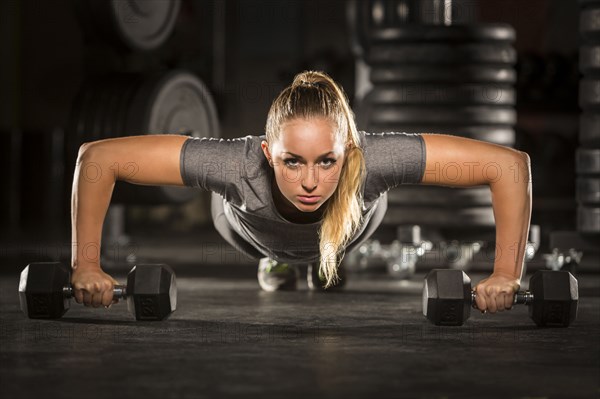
71,70 -> 531,315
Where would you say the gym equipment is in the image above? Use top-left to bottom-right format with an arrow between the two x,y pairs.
368,24 -> 516,44
577,2 -> 600,236
347,0 -> 496,56
368,43 -> 517,65
365,105 -> 517,126
579,46 -> 600,75
577,206 -> 600,233
576,148 -> 600,174
579,79 -> 600,109
579,113 -> 600,146
351,14 -> 519,264
580,5 -> 600,42
576,177 -> 600,204
18,262 -> 177,321
370,65 -> 516,85
422,269 -> 579,327
364,84 -> 515,106
67,69 -> 219,205
75,0 -> 181,52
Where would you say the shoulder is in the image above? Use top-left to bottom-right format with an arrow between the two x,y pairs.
359,131 -> 423,152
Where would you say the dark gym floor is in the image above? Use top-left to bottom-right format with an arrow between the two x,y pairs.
1,252 -> 599,399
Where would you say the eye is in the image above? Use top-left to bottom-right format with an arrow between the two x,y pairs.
283,158 -> 299,168
321,158 -> 337,168
282,158 -> 337,168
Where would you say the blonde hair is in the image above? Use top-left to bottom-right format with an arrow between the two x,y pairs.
265,71 -> 366,288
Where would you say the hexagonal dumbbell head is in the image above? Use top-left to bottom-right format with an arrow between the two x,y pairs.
19,262 -> 71,319
126,264 -> 177,321
528,270 -> 578,327
423,269 -> 472,326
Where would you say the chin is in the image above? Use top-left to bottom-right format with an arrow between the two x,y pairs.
296,201 -> 321,210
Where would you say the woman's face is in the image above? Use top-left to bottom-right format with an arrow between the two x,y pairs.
261,117 -> 347,214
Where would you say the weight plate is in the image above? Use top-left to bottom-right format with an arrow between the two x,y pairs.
387,186 -> 493,206
365,84 -> 515,106
113,0 -> 181,51
577,206 -> 600,233
576,148 -> 600,174
579,79 -> 600,109
580,6 -> 600,42
579,113 -> 600,147
87,0 -> 181,51
576,177 -> 600,204
126,70 -> 220,137
367,43 -> 517,65
365,125 -> 516,147
370,65 -> 517,84
367,105 -> 517,126
347,0 -> 511,55
369,24 -> 516,44
579,46 -> 600,75
383,205 -> 495,227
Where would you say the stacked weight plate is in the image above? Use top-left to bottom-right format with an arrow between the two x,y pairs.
578,0 -> 600,234
353,14 -> 517,231
66,69 -> 220,205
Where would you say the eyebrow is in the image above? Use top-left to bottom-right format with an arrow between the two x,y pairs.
283,151 -> 334,160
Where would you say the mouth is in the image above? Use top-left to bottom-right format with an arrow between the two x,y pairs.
298,195 -> 321,204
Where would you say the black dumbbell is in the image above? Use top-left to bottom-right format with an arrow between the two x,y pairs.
18,262 -> 177,321
422,269 -> 578,327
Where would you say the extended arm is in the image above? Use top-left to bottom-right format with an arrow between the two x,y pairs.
71,134 -> 189,306
420,133 -> 532,312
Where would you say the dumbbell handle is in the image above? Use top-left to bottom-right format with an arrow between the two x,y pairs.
63,285 -> 127,299
470,291 -> 533,309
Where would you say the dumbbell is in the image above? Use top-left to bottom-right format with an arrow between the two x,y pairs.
422,269 -> 578,327
18,262 -> 177,321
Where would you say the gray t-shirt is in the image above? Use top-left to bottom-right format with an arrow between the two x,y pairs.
180,131 -> 426,263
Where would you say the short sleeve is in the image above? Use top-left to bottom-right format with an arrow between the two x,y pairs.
362,131 -> 426,196
180,136 -> 254,204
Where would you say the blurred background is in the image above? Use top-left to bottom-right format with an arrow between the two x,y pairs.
0,0 -> 596,278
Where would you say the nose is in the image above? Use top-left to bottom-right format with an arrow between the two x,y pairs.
301,165 -> 318,191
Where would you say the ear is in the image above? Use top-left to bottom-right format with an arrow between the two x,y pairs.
261,140 -> 271,159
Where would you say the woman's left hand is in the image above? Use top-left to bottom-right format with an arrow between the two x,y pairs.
473,273 -> 521,313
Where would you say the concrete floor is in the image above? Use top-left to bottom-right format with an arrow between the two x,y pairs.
1,263 -> 599,399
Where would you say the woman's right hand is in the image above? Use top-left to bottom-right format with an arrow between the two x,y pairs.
71,267 -> 121,308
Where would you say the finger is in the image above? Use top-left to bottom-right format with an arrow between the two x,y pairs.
91,290 -> 103,308
505,292 -> 514,310
102,286 -> 114,307
484,286 -> 497,313
495,294 -> 505,312
83,290 -> 92,307
474,286 -> 487,312
73,289 -> 84,304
